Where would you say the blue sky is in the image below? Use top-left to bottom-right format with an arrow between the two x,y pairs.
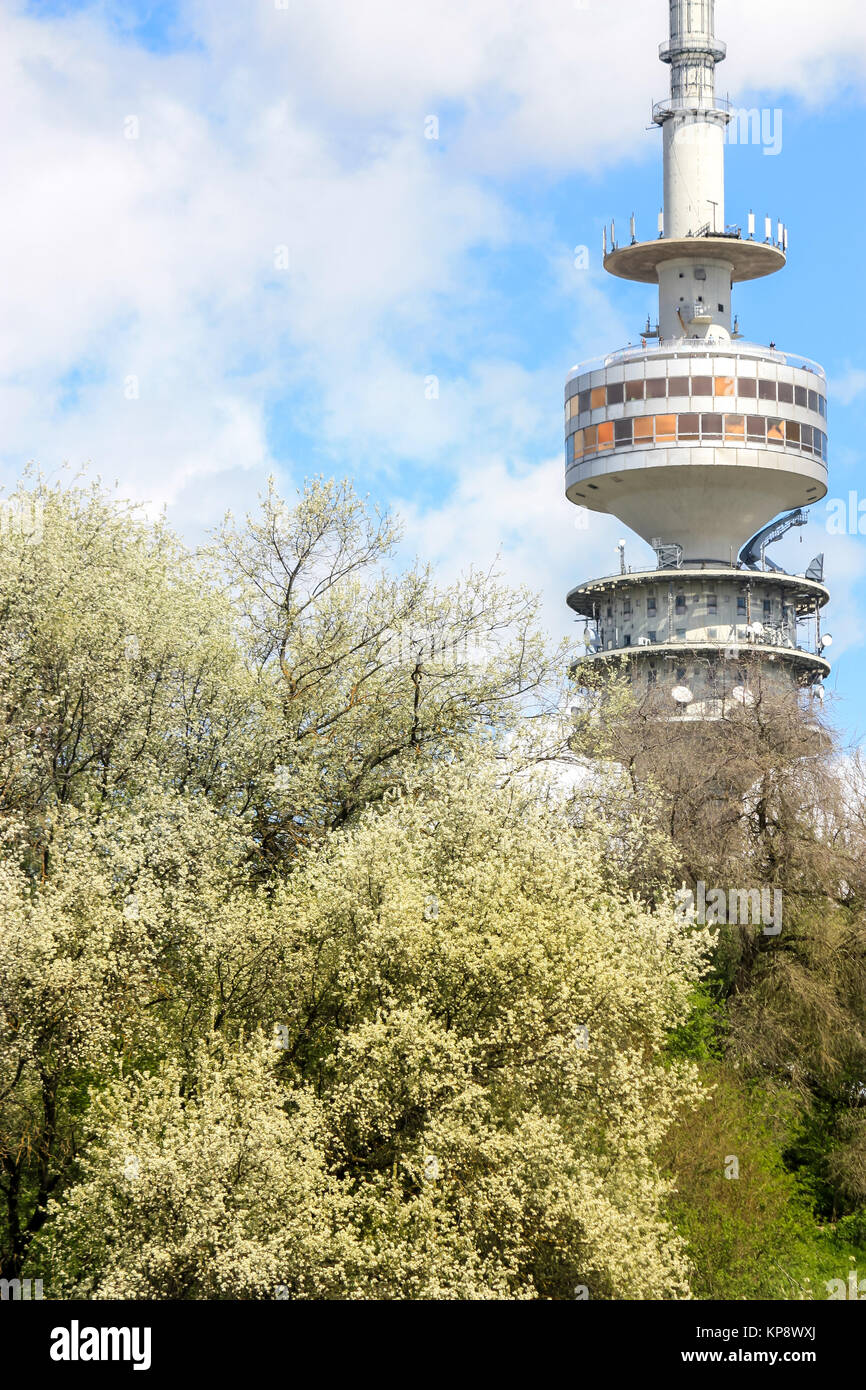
26,0 -> 195,52
3,0 -> 866,739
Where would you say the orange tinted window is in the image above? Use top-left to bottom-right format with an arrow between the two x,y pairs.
767,418 -> 785,443
597,421 -> 614,449
591,387 -> 606,409
725,415 -> 745,438
715,377 -> 735,396
655,414 -> 676,440
634,417 -> 654,440
573,429 -> 585,459
584,425 -> 598,453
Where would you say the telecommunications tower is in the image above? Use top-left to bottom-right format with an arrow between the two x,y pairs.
565,0 -> 831,716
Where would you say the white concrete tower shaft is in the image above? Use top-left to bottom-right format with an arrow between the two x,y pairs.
657,0 -> 731,342
661,0 -> 727,238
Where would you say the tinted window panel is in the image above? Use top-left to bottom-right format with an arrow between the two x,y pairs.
759,379 -> 776,400
646,378 -> 666,399
655,414 -> 676,441
679,413 -> 700,439
614,419 -> 633,445
692,376 -> 712,396
606,382 -> 624,405
794,385 -> 807,408
738,377 -> 757,398
626,379 -> 644,401
591,387 -> 606,409
778,382 -> 794,404
579,390 -> 591,414
597,421 -> 614,450
747,415 -> 766,440
715,376 -> 735,397
702,414 -> 723,438
669,376 -> 689,396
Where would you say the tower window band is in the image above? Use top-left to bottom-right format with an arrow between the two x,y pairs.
569,414 -> 827,463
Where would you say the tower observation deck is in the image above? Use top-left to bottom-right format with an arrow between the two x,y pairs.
565,0 -> 831,718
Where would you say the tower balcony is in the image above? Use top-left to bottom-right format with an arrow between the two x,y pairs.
604,231 -> 784,285
572,641 -> 830,707
566,567 -> 831,706
652,94 -> 730,126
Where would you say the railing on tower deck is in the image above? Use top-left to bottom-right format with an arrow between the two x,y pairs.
603,218 -> 786,256
567,341 -> 827,383
658,39 -> 727,63
578,622 -> 827,662
652,94 -> 732,123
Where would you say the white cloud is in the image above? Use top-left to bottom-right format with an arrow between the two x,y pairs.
185,0 -> 866,172
831,368 -> 866,406
395,453 -> 653,644
3,0 -> 866,628
0,5 -> 519,503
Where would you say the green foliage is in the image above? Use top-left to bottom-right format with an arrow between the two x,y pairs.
22,761 -> 711,1299
665,984 -> 727,1064
2,478 -> 712,1299
663,1067 -> 808,1300
2,475 -> 864,1301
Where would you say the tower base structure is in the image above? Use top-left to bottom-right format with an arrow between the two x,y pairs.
568,564 -> 829,720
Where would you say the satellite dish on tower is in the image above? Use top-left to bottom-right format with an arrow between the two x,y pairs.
819,633 -> 833,650
672,686 -> 693,706
732,685 -> 755,707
